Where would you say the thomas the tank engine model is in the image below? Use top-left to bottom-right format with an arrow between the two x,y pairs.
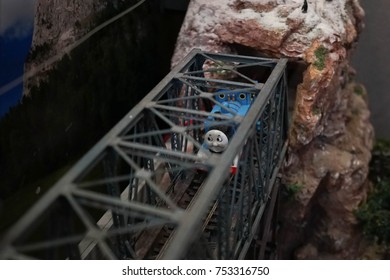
200,89 -> 257,173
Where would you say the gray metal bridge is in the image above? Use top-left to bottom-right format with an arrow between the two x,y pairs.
0,49 -> 288,260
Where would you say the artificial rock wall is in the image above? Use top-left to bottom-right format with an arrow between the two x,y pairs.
171,0 -> 373,259
23,0 -> 131,96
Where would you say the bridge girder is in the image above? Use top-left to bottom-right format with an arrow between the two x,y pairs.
0,49 -> 288,260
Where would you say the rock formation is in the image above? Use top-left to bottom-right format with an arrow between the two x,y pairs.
23,0 -> 126,96
171,0 -> 373,259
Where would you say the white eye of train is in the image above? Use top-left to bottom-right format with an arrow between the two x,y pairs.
217,135 -> 223,142
207,136 -> 213,141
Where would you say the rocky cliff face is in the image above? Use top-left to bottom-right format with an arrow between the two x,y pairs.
23,0 -> 125,95
32,0 -> 104,50
172,0 -> 373,259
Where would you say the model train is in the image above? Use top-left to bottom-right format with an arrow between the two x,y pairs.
199,89 -> 258,174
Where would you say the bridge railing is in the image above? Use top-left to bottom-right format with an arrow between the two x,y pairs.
0,49 -> 288,260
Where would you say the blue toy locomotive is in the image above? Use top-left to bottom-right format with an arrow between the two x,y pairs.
200,89 -> 258,173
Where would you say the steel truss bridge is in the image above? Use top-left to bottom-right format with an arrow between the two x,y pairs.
0,49 -> 289,260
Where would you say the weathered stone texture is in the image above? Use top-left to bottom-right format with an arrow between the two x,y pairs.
172,0 -> 373,258
23,0 -> 112,96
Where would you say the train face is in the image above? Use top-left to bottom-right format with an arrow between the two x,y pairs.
204,129 -> 229,153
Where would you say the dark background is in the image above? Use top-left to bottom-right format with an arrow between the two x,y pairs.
352,0 -> 390,139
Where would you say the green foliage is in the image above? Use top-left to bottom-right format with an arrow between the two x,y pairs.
285,183 -> 304,197
355,139 -> 390,246
355,180 -> 390,244
312,106 -> 321,116
313,46 -> 328,71
354,84 -> 364,96
373,139 -> 390,153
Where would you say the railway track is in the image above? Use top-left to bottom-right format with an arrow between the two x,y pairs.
131,169 -> 245,260
133,170 -> 210,259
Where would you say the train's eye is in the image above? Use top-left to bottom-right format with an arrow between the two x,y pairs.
217,135 -> 223,142
219,93 -> 225,99
207,136 -> 213,141
239,93 -> 246,100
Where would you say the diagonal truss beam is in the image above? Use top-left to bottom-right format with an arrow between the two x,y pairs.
0,49 -> 288,260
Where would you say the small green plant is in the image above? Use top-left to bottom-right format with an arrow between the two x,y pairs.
312,106 -> 321,116
313,46 -> 328,71
285,183 -> 304,197
354,85 -> 364,96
